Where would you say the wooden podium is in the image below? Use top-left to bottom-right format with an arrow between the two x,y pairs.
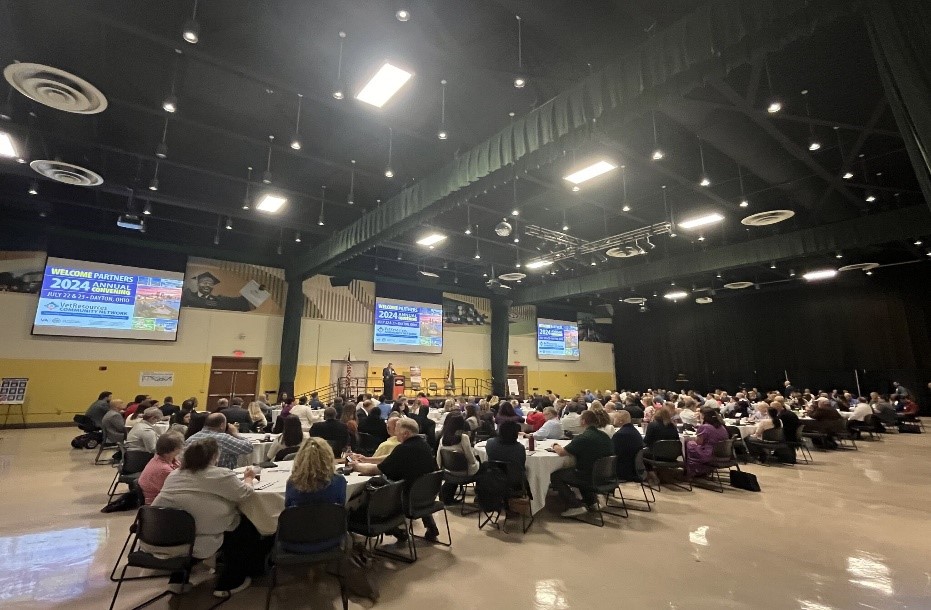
392,376 -> 406,400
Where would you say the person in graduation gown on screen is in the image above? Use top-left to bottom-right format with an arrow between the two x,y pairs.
181,271 -> 257,312
382,363 -> 396,398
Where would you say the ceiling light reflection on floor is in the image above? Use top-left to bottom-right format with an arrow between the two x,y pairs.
689,525 -> 709,546
533,579 -> 570,610
847,552 -> 894,596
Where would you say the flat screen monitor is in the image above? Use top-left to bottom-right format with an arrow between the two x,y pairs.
373,297 -> 443,354
32,257 -> 184,341
537,318 -> 580,361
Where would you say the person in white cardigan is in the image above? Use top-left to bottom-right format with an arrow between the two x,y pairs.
436,413 -> 479,504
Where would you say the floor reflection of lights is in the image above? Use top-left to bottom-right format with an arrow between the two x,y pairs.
797,600 -> 836,610
0,527 -> 104,604
534,579 -> 569,610
689,525 -> 709,546
847,551 -> 894,596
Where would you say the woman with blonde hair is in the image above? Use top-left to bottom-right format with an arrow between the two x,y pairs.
284,437 -> 346,552
589,402 -> 615,436
247,401 -> 267,431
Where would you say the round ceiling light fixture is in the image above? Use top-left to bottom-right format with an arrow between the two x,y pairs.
29,160 -> 103,186
695,296 -> 713,304
498,272 -> 526,282
740,209 -> 795,227
605,246 -> 642,258
395,9 -> 411,22
495,220 -> 513,237
623,297 -> 646,305
4,63 -> 107,114
723,281 -> 754,290
838,262 -> 879,272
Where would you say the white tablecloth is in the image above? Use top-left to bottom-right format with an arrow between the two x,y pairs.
236,461 -> 371,536
238,432 -> 274,466
475,438 -> 573,516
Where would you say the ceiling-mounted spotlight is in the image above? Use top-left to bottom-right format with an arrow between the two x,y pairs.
770,261 -> 776,269
148,161 -> 160,191
162,50 -> 182,113
263,135 -> 274,184
437,79 -> 448,140
294,232 -> 301,243
396,9 -> 410,22
242,166 -> 252,210
789,269 -> 796,277
513,15 -> 527,88
28,180 -> 38,196
835,251 -> 843,259
697,235 -> 705,241
651,111 -> 664,160
318,185 -> 326,226
914,239 -> 923,246
182,0 -> 200,44
397,251 -> 403,261
384,127 -> 394,178
142,201 -> 152,216
333,32 -> 347,99
767,101 -> 782,114
290,94 -> 303,150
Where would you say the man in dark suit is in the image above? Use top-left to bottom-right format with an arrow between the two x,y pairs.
611,410 -> 646,481
382,363 -> 396,398
309,407 -> 350,454
413,405 -> 437,448
222,397 -> 253,431
358,400 -> 389,442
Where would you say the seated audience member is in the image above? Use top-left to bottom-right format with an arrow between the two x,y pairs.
247,401 -> 268,432
612,410 -> 645,481
622,399 -> 644,420
123,394 -> 149,419
772,400 -> 800,443
153,438 -> 269,598
748,402 -> 769,423
412,405 -> 437,448
349,418 -> 441,542
283,437 -> 347,552
211,398 -> 229,414
84,391 -> 113,428
173,398 -> 198,427
309,407 -> 350,454
527,407 -> 563,440
551,410 -> 614,517
561,403 -> 584,435
159,396 -> 180,420
288,397 -> 317,430
101,398 -> 127,447
377,395 -> 393,420
870,394 -> 897,427
436,413 -> 479,503
744,407 -> 782,462
138,432 -> 183,504
185,412 -> 254,469
643,407 -> 679,456
486,420 -> 527,493
358,400 -> 390,442
272,398 -> 296,434
511,399 -> 525,418
684,408 -> 730,476
525,406 -> 546,431
184,412 -> 208,440
352,416 -> 401,463
340,402 -> 360,446
124,407 -> 164,454
464,404 -> 481,431
222,398 -> 252,430
170,410 -> 192,437
308,392 -> 324,410
266,415 -> 306,461
126,399 -> 157,427
807,397 -> 845,447
589,404 -> 615,437
494,401 -> 525,426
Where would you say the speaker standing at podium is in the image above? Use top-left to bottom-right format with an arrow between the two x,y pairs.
382,363 -> 396,398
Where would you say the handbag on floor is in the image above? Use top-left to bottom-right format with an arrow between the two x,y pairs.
338,551 -> 379,602
729,470 -> 761,492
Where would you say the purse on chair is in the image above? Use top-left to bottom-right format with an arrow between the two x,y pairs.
729,470 -> 761,492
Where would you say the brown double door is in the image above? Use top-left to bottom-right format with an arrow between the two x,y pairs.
507,365 -> 527,398
207,356 -> 261,411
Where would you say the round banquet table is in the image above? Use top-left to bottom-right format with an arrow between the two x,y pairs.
474,438 -> 574,516
237,432 -> 275,466
236,461 -> 371,536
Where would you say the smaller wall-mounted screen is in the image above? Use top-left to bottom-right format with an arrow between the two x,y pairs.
373,297 -> 443,354
32,257 -> 184,341
537,318 -> 580,361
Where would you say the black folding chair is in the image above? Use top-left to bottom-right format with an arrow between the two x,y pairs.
95,427 -> 120,465
348,480 -> 413,563
789,424 -> 813,464
404,471 -> 451,561
274,446 -> 301,461
617,448 -> 655,511
725,426 -> 750,463
356,433 -> 380,456
266,504 -> 349,610
109,506 -> 196,610
108,451 -> 154,501
474,461 -> 510,531
642,440 -> 692,492
440,450 -> 480,516
705,439 -> 740,493
564,456 -> 629,527
753,427 -> 794,466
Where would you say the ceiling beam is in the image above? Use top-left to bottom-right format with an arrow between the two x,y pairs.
510,205 -> 931,304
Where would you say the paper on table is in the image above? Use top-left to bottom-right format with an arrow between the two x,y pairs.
240,280 -> 271,308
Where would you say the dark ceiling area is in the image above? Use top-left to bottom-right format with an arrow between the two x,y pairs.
0,0 -> 928,310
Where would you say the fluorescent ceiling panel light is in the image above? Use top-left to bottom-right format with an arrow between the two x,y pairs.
416,233 -> 446,246
678,212 -> 724,229
525,260 -> 553,269
802,269 -> 837,281
664,291 -> 688,300
356,63 -> 413,108
255,194 -> 287,213
563,160 -> 618,185
0,132 -> 16,158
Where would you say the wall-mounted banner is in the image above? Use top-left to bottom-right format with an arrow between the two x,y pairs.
0,251 -> 45,294
183,258 -> 283,314
139,371 -> 175,386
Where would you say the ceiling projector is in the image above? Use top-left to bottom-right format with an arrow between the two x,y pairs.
117,214 -> 146,231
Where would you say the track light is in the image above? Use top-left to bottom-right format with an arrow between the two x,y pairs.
333,32 -> 346,99
263,135 -> 274,184
182,0 -> 200,43
384,127 -> 394,178
513,16 -> 526,88
290,94 -> 303,150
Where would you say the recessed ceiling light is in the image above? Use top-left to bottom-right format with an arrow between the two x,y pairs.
525,260 -> 553,269
678,212 -> 724,229
356,63 -> 413,108
563,160 -> 618,185
256,193 -> 287,213
802,269 -> 837,281
0,132 -> 16,158
416,233 -> 446,246
843,171 -> 854,179
664,291 -> 688,300
395,9 -> 410,21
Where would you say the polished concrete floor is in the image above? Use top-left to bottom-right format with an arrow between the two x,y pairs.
1,427 -> 930,609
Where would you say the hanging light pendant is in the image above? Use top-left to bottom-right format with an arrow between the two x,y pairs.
513,15 -> 527,88
182,0 -> 200,44
263,135 -> 274,184
347,159 -> 355,205
155,116 -> 169,159
562,209 -> 569,232
764,57 -> 782,113
242,166 -> 252,210
384,127 -> 394,178
318,185 -> 326,226
651,111 -> 664,160
437,79 -> 449,140
290,94 -> 303,150
464,205 -> 472,234
737,164 -> 749,207
333,32 -> 346,100
149,161 -> 160,191
621,165 -> 631,212
802,90 -> 821,151
162,50 -> 182,113
698,139 -> 710,186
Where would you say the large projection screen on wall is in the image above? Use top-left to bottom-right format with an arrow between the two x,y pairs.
373,297 -> 443,354
537,318 -> 580,361
32,257 -> 184,341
